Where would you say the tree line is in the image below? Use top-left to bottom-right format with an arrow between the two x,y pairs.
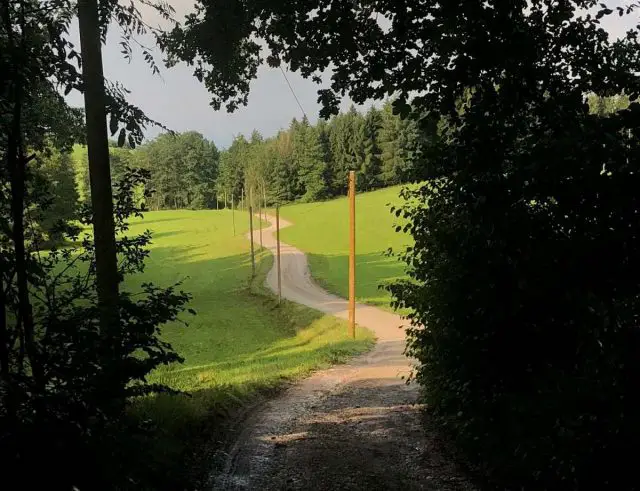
62,101 -> 421,219
216,102 -> 421,207
40,92 -> 621,244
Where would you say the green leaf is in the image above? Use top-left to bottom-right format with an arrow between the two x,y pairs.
109,114 -> 119,136
117,128 -> 126,147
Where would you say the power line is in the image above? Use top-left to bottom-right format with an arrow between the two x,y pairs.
279,65 -> 307,119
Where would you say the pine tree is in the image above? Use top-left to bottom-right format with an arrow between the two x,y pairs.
378,101 -> 401,185
299,124 -> 328,201
349,108 -> 367,188
226,135 -> 249,203
328,107 -> 366,194
268,130 -> 298,203
244,130 -> 265,208
361,106 -> 382,191
328,113 -> 348,194
378,100 -> 419,185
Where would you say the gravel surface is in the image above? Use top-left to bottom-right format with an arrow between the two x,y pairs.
211,216 -> 474,490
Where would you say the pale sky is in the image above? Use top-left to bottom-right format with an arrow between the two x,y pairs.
66,1 -> 638,149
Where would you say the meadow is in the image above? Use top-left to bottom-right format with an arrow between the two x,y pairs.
278,185 -> 412,310
122,209 -> 374,488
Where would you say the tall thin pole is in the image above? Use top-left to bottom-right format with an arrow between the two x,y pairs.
276,205 -> 282,305
249,205 -> 256,277
348,171 -> 356,339
232,194 -> 236,236
258,201 -> 263,249
263,184 -> 267,225
241,187 -> 244,211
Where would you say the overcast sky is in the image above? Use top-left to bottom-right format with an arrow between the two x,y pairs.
66,1 -> 639,149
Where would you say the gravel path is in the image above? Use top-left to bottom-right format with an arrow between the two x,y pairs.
212,215 -> 473,490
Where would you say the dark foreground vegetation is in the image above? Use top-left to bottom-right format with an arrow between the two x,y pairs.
1,1 -> 191,488
4,0 -> 640,489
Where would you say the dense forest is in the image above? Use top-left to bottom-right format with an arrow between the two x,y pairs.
37,94 -> 623,245
65,101 -> 421,213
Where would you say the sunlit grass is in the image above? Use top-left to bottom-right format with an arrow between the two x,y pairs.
121,209 -> 373,488
278,185 -> 413,310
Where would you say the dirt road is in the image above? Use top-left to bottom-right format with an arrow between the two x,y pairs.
212,216 -> 472,490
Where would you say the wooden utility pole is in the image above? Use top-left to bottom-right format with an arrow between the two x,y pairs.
241,188 -> 244,211
249,205 -> 256,277
276,205 -> 282,304
231,194 -> 236,235
348,171 -> 356,339
258,201 -> 263,249
263,184 -> 268,225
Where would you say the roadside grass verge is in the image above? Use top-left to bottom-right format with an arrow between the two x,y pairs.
122,210 -> 373,489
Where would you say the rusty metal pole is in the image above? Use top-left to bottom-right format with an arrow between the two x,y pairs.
276,205 -> 282,304
249,205 -> 256,277
348,171 -> 356,339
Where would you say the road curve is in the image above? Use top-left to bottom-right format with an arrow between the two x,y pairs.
212,215 -> 472,490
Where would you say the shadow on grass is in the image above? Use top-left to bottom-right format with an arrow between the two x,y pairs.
130,334 -> 373,490
136,216 -> 185,226
149,230 -> 186,240
124,247 -> 374,490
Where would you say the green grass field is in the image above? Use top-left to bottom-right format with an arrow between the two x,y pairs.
121,210 -> 373,488
278,185 -> 412,309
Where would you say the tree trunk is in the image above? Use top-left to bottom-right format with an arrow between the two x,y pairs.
77,0 -> 119,334
2,0 -> 41,380
0,279 -> 8,378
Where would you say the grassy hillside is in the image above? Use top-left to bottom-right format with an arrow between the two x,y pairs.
122,209 -> 373,488
278,185 -> 412,309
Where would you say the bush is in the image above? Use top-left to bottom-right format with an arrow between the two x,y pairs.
0,168 -> 192,489
388,4 -> 640,488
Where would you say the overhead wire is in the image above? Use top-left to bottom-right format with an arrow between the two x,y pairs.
279,65 -> 308,119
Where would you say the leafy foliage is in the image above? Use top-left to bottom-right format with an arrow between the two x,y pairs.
70,104 -> 422,213
31,147 -> 80,245
164,0 -> 640,487
1,167 -> 192,489
138,131 -> 220,210
1,0 -> 192,487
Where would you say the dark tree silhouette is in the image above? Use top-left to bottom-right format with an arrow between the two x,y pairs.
78,0 -> 120,335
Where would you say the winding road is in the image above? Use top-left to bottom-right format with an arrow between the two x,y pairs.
213,215 -> 472,490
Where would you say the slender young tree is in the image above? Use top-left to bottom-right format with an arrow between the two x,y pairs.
77,0 -> 119,333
